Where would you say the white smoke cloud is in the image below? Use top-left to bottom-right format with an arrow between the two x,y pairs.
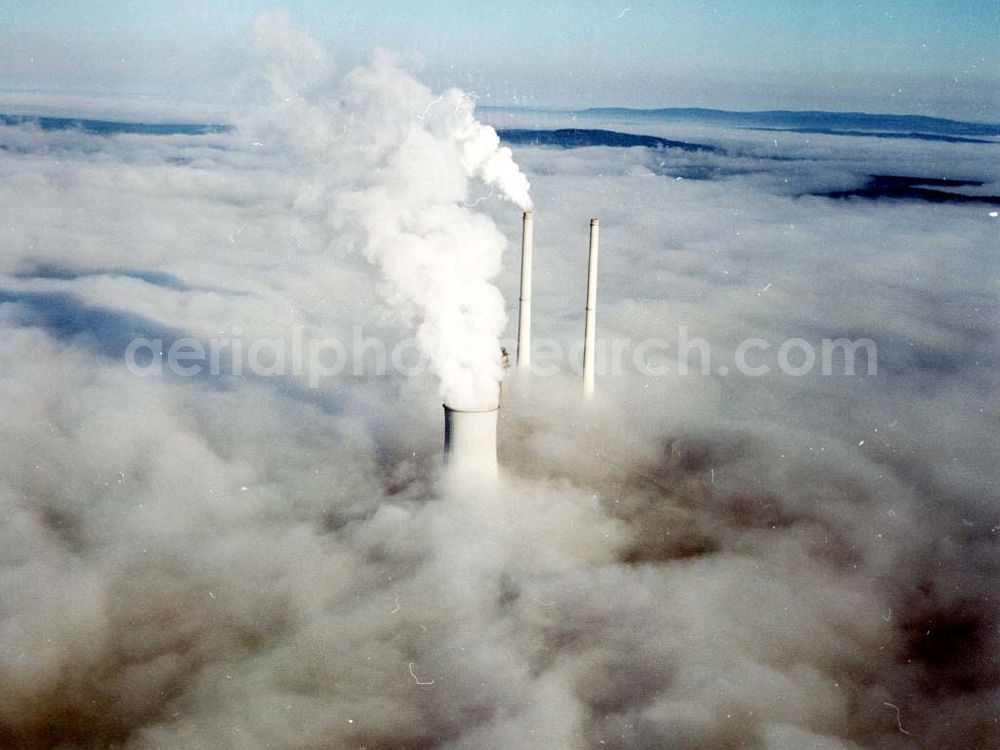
0,12 -> 997,750
241,11 -> 531,409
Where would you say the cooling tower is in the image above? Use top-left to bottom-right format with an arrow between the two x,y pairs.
443,403 -> 499,483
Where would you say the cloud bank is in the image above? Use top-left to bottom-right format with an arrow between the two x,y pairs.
0,14 -> 997,750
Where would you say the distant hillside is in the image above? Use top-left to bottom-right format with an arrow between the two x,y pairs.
0,114 -> 228,136
574,108 -> 1000,138
496,128 -> 717,152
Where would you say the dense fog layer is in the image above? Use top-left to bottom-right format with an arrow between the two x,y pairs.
0,15 -> 997,750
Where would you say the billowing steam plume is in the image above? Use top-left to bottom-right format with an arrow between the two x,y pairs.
247,10 -> 531,409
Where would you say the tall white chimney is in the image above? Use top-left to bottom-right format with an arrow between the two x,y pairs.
582,218 -> 599,399
517,210 -> 534,372
443,403 -> 499,484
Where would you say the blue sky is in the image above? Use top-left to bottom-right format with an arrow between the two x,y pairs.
1,1 -> 997,118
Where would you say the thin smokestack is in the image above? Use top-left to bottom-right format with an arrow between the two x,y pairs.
443,403 -> 499,485
582,218 -> 599,399
517,210 -> 534,372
